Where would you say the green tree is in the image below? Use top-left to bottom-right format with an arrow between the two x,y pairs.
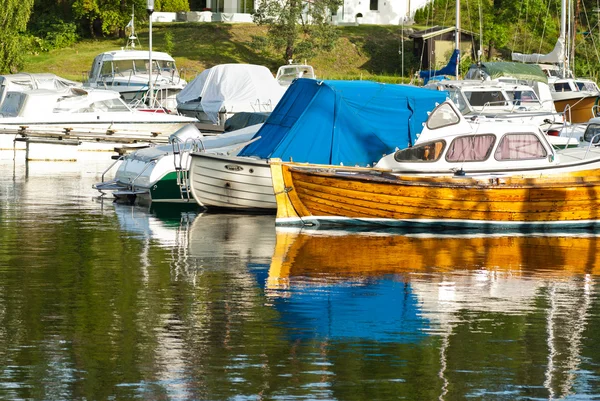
0,0 -> 35,72
156,0 -> 190,11
253,0 -> 342,63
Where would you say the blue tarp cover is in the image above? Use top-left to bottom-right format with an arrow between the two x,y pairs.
237,79 -> 448,166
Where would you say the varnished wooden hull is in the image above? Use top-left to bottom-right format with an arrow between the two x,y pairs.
553,95 -> 599,123
271,161 -> 600,230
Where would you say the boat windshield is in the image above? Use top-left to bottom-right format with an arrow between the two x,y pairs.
583,123 -> 600,143
575,80 -> 599,92
553,82 -> 573,92
505,89 -> 540,106
57,98 -> 131,113
105,59 -> 179,78
445,89 -> 469,113
463,90 -> 510,107
426,102 -> 461,129
394,140 -> 446,162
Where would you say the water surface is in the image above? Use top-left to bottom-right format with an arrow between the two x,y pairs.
1,156 -> 600,400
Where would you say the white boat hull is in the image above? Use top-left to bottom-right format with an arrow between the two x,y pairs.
189,153 -> 276,211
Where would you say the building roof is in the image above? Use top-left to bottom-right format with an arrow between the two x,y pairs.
410,26 -> 476,40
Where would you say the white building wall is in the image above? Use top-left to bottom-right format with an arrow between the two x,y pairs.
332,0 -> 429,25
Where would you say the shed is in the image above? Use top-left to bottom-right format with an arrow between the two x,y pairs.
410,26 -> 477,70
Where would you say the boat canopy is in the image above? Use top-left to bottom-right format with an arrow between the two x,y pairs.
237,78 -> 448,166
511,38 -> 565,64
176,64 -> 287,123
95,50 -> 175,62
465,61 -> 548,84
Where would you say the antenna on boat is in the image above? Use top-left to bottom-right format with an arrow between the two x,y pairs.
126,5 -> 140,49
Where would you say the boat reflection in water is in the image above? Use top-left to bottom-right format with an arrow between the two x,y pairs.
264,228 -> 598,399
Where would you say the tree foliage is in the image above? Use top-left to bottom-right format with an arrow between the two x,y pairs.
253,0 -> 342,62
0,0 -> 35,73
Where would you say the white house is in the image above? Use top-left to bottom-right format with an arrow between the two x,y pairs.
158,0 -> 429,25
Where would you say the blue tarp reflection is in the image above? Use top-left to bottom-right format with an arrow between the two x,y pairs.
249,264 -> 428,343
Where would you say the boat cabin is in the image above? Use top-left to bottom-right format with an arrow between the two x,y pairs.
275,64 -> 315,86
86,50 -> 181,88
375,101 -> 565,174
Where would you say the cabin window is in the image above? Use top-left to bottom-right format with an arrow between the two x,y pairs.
394,140 -> 446,162
133,60 -> 148,74
426,102 -> 460,129
505,89 -> 538,106
553,82 -> 572,92
495,133 -> 547,161
463,90 -> 508,107
446,134 -> 495,162
370,0 -> 378,10
583,123 -> 600,143
112,60 -> 135,76
0,92 -> 25,117
446,90 -> 468,113
100,62 -> 113,77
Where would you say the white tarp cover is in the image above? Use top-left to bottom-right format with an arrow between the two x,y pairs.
176,64 -> 287,123
511,38 -> 565,64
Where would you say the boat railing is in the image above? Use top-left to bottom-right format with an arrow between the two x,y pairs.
172,137 -> 204,201
584,133 -> 600,159
592,104 -> 600,118
128,159 -> 158,192
98,156 -> 124,184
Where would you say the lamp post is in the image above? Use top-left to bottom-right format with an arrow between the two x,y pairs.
147,0 -> 154,108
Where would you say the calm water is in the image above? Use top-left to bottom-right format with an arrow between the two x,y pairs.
1,155 -> 600,400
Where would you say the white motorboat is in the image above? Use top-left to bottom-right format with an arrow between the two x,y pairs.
0,87 -> 197,142
176,64 -> 287,131
426,78 -> 581,148
84,49 -> 186,113
275,63 -> 316,86
93,123 -> 263,204
0,73 -> 80,109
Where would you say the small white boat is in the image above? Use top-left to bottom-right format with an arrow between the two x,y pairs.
275,63 -> 316,86
84,49 -> 186,112
94,123 -> 263,204
0,87 -> 197,142
176,64 -> 286,131
0,73 -> 80,109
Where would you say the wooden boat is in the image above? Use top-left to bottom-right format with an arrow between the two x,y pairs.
271,102 -> 600,230
272,160 -> 600,230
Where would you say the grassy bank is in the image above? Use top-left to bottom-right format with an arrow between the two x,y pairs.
22,23 -> 419,83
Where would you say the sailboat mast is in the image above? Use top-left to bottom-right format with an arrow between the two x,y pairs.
455,0 -> 460,78
561,0 -> 569,77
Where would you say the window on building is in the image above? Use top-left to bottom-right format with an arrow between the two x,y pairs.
370,0 -> 378,10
